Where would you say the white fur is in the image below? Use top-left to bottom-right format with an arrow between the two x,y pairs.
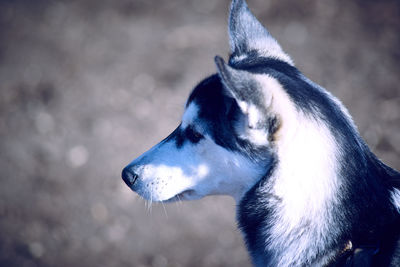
246,128 -> 269,147
125,0 -> 400,265
235,102 -> 270,146
239,37 -> 294,66
391,188 -> 400,213
229,11 -> 293,65
247,104 -> 262,129
253,74 -> 341,266
230,53 -> 248,62
181,103 -> 199,128
130,104 -> 265,202
230,37 -> 294,66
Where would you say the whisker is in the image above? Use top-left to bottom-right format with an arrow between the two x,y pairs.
149,192 -> 153,214
177,194 -> 183,205
161,201 -> 168,218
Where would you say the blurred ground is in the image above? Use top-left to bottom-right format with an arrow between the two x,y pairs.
0,0 -> 399,266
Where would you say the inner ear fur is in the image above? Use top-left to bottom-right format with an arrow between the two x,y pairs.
215,56 -> 270,130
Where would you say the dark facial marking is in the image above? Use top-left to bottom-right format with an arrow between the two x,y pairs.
186,74 -> 273,163
161,125 -> 183,147
186,75 -> 240,151
184,125 -> 204,144
160,124 -> 204,148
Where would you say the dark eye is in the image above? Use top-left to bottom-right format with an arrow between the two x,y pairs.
185,126 -> 204,144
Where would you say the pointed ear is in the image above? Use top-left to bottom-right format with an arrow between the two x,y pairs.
228,0 -> 293,65
215,55 -> 259,104
215,56 -> 269,129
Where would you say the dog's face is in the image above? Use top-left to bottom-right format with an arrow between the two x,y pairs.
122,0 -> 295,202
122,74 -> 275,202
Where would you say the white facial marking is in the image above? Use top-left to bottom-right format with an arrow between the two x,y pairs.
237,100 -> 248,113
129,100 -> 265,202
391,188 -> 400,212
131,137 -> 264,202
197,164 -> 209,177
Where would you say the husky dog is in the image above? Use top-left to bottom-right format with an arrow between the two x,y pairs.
122,0 -> 400,266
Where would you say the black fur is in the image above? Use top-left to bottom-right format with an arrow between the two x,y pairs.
123,0 -> 400,266
224,1 -> 400,265
186,74 -> 273,163
162,123 -> 204,148
180,53 -> 400,265
183,36 -> 400,267
232,54 -> 400,266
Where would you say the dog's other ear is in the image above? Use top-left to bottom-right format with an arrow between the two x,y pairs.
215,56 -> 270,129
228,0 -> 293,65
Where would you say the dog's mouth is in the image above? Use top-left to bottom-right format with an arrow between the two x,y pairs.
164,189 -> 199,202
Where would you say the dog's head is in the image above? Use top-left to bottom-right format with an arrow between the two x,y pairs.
122,0 -> 297,202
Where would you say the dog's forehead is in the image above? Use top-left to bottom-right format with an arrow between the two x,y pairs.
185,74 -> 227,119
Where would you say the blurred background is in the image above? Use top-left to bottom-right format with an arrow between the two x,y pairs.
0,0 -> 399,266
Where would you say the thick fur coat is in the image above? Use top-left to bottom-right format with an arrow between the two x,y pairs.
122,1 -> 400,266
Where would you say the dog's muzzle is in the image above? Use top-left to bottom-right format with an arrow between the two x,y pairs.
121,166 -> 139,188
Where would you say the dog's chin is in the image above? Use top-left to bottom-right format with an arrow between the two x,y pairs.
163,189 -> 202,202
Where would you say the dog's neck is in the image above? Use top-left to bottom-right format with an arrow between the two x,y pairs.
238,110 -> 348,266
236,75 -> 400,266
276,115 -> 344,265
238,107 -> 399,266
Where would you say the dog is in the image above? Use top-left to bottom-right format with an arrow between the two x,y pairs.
122,0 -> 400,266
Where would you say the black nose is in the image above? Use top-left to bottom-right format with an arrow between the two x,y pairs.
121,166 -> 139,187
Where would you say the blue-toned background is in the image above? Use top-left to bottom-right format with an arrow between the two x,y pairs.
1,0 -> 399,266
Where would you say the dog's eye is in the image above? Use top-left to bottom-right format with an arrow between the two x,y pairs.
185,126 -> 204,144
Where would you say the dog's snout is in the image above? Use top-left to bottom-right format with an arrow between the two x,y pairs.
122,166 -> 139,187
